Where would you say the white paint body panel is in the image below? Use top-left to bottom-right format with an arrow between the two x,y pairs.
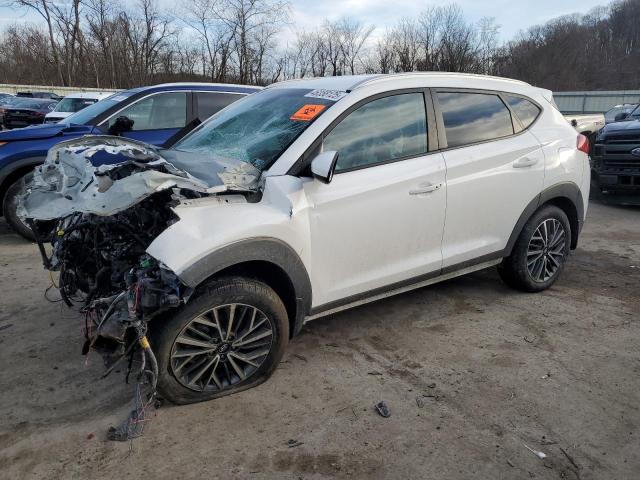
147,73 -> 589,312
441,131 -> 544,267
529,96 -> 590,221
302,153 -> 446,306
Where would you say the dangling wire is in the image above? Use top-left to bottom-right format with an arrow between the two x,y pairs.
44,272 -> 63,303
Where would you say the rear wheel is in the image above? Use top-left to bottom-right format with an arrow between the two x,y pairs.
151,276 -> 289,405
498,205 -> 571,292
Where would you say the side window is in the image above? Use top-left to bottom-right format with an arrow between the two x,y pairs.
437,92 -> 514,148
107,92 -> 187,131
197,92 -> 242,120
505,95 -> 541,129
323,93 -> 427,172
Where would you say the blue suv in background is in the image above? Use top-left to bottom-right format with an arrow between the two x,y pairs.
0,82 -> 261,239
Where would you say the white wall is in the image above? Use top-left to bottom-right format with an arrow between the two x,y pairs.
0,84 -> 121,96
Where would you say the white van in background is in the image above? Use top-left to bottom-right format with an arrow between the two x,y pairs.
44,92 -> 113,123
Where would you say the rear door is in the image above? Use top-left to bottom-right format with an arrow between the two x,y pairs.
303,91 -> 447,307
435,90 -> 545,268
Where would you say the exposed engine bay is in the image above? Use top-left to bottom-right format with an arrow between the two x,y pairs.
18,136 -> 261,439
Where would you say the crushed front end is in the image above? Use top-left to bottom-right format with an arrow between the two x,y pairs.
17,136 -> 260,439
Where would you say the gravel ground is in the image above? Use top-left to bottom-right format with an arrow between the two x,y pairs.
0,198 -> 638,480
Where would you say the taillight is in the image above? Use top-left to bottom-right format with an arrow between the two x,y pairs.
577,134 -> 590,155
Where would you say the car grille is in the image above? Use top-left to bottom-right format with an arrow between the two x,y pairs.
595,134 -> 640,168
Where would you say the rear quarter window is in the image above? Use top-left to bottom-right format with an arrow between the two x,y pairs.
505,95 -> 541,129
437,92 -> 514,148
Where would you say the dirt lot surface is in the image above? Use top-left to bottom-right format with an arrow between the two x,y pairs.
0,199 -> 639,480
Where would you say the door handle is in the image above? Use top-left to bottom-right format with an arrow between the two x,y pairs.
409,182 -> 442,195
513,156 -> 539,168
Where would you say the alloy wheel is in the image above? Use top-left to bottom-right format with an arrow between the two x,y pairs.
170,303 -> 274,392
526,218 -> 566,282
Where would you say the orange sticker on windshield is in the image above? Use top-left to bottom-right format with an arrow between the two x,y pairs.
291,104 -> 326,121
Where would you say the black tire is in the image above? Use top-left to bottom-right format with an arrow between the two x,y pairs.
2,174 -> 36,241
150,276 -> 289,405
498,205 -> 571,292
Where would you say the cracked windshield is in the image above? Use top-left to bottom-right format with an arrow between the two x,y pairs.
174,88 -> 338,171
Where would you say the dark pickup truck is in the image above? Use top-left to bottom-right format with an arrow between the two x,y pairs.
592,105 -> 640,192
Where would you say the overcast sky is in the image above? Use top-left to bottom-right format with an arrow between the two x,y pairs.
285,0 -> 606,42
1,0 -> 608,43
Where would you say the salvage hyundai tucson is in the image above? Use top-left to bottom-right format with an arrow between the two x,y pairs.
18,73 -> 590,405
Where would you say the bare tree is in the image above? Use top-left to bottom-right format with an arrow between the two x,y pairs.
437,4 -> 479,72
181,0 -> 233,81
390,18 -> 420,72
219,0 -> 289,83
9,0 -> 65,84
417,6 -> 443,71
478,17 -> 500,74
373,33 -> 396,74
338,17 -> 374,75
3,0 -> 640,92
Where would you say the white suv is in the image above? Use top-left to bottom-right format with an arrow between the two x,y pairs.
21,73 -> 590,404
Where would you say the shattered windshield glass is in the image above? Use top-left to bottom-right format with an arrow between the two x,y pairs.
174,88 -> 337,171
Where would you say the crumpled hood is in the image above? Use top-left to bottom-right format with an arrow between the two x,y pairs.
18,135 -> 260,220
0,122 -> 92,142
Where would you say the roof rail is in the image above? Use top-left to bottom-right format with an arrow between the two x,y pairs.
351,72 -> 531,91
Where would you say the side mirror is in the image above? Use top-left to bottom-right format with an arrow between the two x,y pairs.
311,150 -> 339,184
615,112 -> 629,122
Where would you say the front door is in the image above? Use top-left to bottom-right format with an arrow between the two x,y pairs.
303,92 -> 447,308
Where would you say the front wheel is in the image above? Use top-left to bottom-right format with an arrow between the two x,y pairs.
2,174 -> 36,241
498,205 -> 571,292
151,276 -> 289,405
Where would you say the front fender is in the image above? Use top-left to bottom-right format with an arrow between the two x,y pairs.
146,175 -> 314,318
178,237 -> 312,316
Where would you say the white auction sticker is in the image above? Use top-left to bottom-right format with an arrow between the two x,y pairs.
304,89 -> 348,102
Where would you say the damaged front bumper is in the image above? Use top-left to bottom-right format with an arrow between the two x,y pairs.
17,136 -> 262,427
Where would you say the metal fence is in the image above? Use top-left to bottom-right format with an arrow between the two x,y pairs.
554,90 -> 640,114
0,83 -> 121,96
